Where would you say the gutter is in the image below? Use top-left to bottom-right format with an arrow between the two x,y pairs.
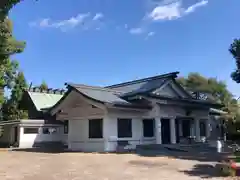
0,120 -> 20,126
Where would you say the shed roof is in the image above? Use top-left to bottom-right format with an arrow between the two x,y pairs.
27,91 -> 63,111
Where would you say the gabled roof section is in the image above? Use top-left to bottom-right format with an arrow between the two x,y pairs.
105,72 -> 222,108
67,83 -> 128,104
152,83 -> 181,98
27,91 -> 63,111
63,83 -> 151,109
106,72 -> 180,96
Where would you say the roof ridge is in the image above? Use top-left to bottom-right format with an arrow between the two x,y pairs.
105,72 -> 179,89
27,91 -> 64,95
66,83 -> 124,94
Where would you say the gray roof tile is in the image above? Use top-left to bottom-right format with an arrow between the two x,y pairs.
68,84 -> 131,105
106,72 -> 179,95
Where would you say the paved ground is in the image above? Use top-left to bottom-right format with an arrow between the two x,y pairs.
0,151 -> 234,180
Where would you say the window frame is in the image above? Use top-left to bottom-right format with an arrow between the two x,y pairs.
142,119 -> 155,138
88,119 -> 103,139
117,118 -> 132,138
200,120 -> 206,137
42,127 -> 50,134
24,127 -> 39,134
64,120 -> 68,134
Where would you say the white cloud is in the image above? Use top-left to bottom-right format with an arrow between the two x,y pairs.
147,31 -> 155,36
145,31 -> 155,40
93,13 -> 104,21
129,27 -> 144,35
148,1 -> 182,21
148,0 -> 208,21
39,18 -> 51,27
30,12 -> 105,32
184,0 -> 208,14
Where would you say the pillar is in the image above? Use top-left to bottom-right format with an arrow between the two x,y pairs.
206,118 -> 211,138
155,118 -> 162,144
178,120 -> 183,137
170,118 -> 176,144
194,118 -> 200,142
103,115 -> 117,152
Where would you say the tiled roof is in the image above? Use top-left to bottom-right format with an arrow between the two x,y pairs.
27,91 -> 63,111
106,72 -> 179,94
68,83 -> 130,105
66,83 -> 151,109
58,71 -> 222,110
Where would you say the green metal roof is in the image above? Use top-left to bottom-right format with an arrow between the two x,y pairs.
27,91 -> 63,111
209,108 -> 227,115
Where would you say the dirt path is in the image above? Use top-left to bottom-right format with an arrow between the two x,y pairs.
0,152 -> 231,180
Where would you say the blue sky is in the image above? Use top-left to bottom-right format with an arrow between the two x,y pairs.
10,0 -> 240,97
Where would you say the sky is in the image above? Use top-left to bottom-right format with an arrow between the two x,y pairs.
9,0 -> 240,97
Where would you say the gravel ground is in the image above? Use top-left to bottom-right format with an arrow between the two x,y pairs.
0,151 -> 236,180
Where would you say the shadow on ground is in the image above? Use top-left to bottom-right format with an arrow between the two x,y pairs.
11,148 -> 66,153
135,148 -> 229,162
12,148 -> 227,162
179,163 -> 226,179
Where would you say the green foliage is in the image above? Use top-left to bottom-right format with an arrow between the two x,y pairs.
0,126 -> 3,138
0,0 -> 26,110
2,71 -> 28,120
229,39 -> 240,83
0,18 -> 25,103
39,80 -> 48,91
177,73 -> 239,121
0,0 -> 38,18
0,0 -> 22,17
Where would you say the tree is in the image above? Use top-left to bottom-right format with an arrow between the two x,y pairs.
2,71 -> 28,120
177,73 -> 239,121
39,80 -> 48,91
229,39 -> 240,83
0,1 -> 26,104
0,1 -> 23,17
0,0 -> 38,17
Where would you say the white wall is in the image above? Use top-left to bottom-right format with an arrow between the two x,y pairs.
104,109 -> 156,151
19,125 -> 65,148
67,105 -> 211,152
67,109 -> 156,152
68,119 -> 104,152
159,105 -> 185,117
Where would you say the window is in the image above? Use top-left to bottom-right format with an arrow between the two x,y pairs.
64,121 -> 68,134
24,127 -> 39,134
42,127 -> 50,134
89,119 -> 103,138
49,127 -> 57,134
200,121 -> 206,136
143,119 -> 155,137
117,119 -> 132,138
